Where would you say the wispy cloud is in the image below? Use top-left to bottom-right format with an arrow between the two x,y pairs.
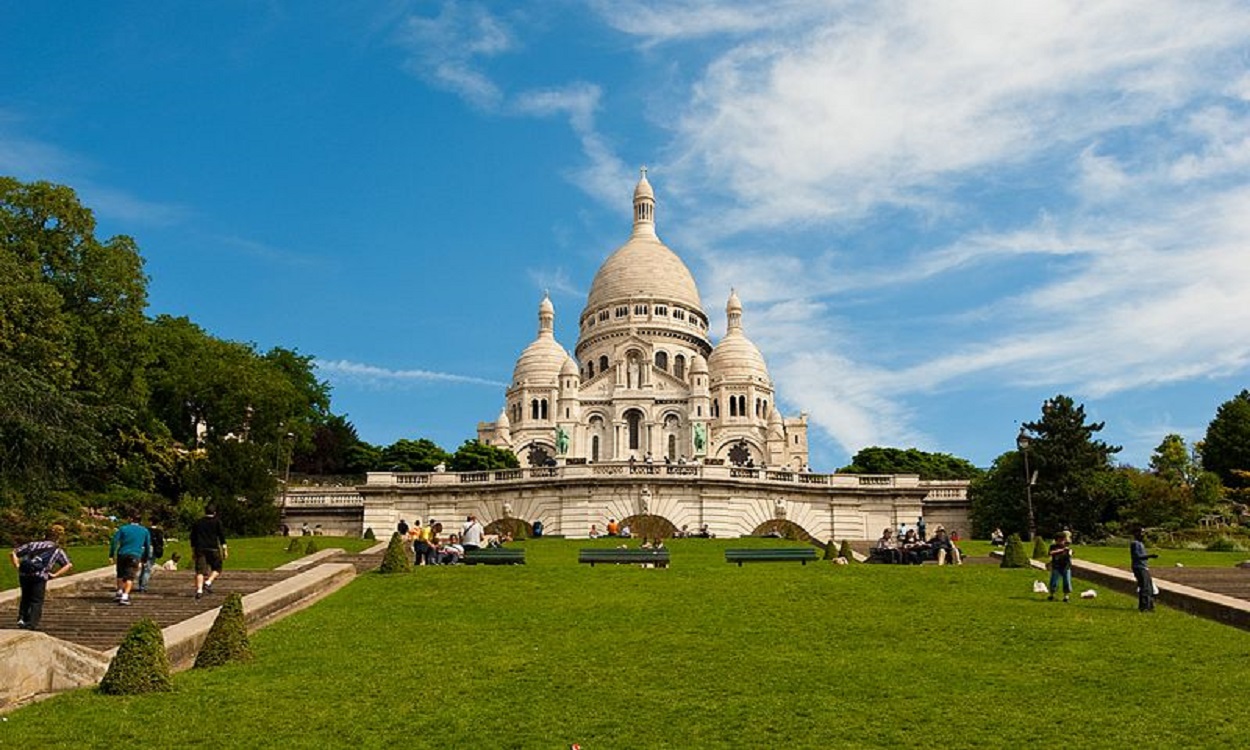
316,359 -> 507,388
526,266 -> 584,300
605,0 -> 1250,458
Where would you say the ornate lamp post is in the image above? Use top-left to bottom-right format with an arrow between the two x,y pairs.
1016,428 -> 1036,540
282,432 -> 295,508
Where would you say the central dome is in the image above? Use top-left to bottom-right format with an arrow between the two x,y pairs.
582,170 -> 704,317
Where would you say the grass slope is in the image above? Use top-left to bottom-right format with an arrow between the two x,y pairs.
4,539 -> 1249,748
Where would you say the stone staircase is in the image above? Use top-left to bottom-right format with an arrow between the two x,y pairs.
0,545 -> 384,709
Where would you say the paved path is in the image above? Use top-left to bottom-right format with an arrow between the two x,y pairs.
0,550 -> 381,653
1151,566 -> 1250,602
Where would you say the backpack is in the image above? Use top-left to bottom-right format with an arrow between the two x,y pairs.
18,548 -> 54,577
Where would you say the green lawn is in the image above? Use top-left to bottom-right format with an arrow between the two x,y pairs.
3,538 -> 1248,748
2,535 -> 375,591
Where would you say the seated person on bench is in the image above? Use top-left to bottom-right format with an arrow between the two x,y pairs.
929,526 -> 962,566
873,527 -> 903,564
901,528 -> 929,564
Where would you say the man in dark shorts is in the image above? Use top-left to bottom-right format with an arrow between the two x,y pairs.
191,505 -> 228,600
11,526 -> 73,629
109,514 -> 152,606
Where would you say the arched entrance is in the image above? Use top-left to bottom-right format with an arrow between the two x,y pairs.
751,519 -> 817,544
485,517 -> 534,540
619,514 -> 678,540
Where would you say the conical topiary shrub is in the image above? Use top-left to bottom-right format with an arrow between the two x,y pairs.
363,527 -> 376,540
839,539 -> 855,561
1032,535 -> 1049,560
379,531 -> 413,574
822,539 -> 838,560
194,593 -> 252,669
286,536 -> 305,553
1001,534 -> 1032,568
99,618 -> 171,695
303,538 -> 319,554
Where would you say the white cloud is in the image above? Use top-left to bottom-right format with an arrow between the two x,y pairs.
316,359 -> 506,388
395,2 -> 516,109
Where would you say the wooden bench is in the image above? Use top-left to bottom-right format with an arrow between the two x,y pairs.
578,548 -> 671,568
725,547 -> 819,566
462,548 -> 526,565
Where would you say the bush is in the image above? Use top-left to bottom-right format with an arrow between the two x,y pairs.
363,527 -> 376,540
839,539 -> 855,561
303,538 -> 319,554
194,592 -> 252,669
98,618 -> 172,695
379,532 -> 413,574
1032,536 -> 1049,560
1001,534 -> 1032,568
822,539 -> 838,560
285,536 -> 305,553
1207,536 -> 1245,552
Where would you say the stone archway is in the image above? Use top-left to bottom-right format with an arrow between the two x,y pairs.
751,519 -> 816,544
619,514 -> 678,540
485,517 -> 534,540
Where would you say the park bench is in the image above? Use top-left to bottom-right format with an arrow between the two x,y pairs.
578,548 -> 671,568
725,547 -> 819,566
463,548 -> 526,565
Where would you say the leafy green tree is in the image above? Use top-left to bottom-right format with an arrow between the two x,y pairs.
1150,434 -> 1195,486
1117,467 -> 1195,531
380,438 -> 450,472
837,446 -> 982,480
1200,390 -> 1250,490
1021,395 -> 1124,536
968,450 -> 1029,538
184,438 -> 280,535
448,439 -> 520,471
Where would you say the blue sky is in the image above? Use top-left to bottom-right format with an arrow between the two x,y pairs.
5,1 -> 1250,471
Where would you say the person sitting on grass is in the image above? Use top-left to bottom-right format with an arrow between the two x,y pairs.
588,524 -> 601,539
991,528 -> 1005,546
874,527 -> 902,564
900,528 -> 928,564
160,552 -> 182,571
930,526 -> 962,566
439,534 -> 465,565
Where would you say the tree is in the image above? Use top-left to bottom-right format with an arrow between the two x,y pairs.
1150,434 -> 1195,486
837,446 -> 982,480
448,439 -> 520,472
1200,390 -> 1250,490
380,439 -> 450,473
1021,395 -> 1124,536
968,451 -> 1029,538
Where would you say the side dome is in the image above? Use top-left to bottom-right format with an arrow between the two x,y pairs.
708,290 -> 771,384
512,294 -> 570,386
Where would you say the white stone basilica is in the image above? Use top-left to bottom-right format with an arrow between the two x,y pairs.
477,171 -> 809,471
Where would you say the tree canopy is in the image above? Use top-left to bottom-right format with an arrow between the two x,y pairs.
1200,389 -> 1250,490
838,446 -> 982,480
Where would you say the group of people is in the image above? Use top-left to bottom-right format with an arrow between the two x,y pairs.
588,522 -> 714,539
1044,527 -> 1158,611
8,506 -> 225,631
873,524 -> 963,565
398,514 -> 487,566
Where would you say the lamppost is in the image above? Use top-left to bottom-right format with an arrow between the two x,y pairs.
282,432 -> 295,508
1017,428 -> 1036,540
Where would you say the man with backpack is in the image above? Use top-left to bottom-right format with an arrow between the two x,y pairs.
10,527 -> 74,630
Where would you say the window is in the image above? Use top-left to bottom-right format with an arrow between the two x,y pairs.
627,410 -> 642,450
531,400 -> 539,420
711,399 -> 719,418
668,434 -> 677,460
655,351 -> 668,371
592,435 -> 600,462
598,310 -> 609,322
738,396 -> 747,416
755,398 -> 761,417
540,399 -> 549,420
655,305 -> 667,316
586,361 -> 594,377
674,309 -> 685,320
599,355 -> 609,372
674,354 -> 686,380
697,406 -> 702,416
729,397 -> 738,417
615,306 -> 628,318
634,304 -> 648,315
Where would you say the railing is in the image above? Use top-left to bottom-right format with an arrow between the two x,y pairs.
284,491 -> 365,507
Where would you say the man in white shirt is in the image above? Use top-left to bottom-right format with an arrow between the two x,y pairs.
461,514 -> 485,552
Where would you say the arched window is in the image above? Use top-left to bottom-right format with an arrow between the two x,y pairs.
592,435 -> 600,462
729,397 -> 738,417
626,410 -> 642,450
711,399 -> 719,418
763,400 -> 768,417
599,355 -> 609,373
540,399 -> 549,420
655,351 -> 668,371
668,434 -> 677,460
674,355 -> 686,380
755,398 -> 761,417
739,395 -> 747,416
531,400 -> 539,420
587,361 -> 595,377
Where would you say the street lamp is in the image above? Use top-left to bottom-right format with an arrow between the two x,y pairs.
282,432 -> 295,508
1016,428 -> 1036,540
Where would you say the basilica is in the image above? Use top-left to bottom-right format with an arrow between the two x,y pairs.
478,171 -> 809,471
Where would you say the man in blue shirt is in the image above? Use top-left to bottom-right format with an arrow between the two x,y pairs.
109,514 -> 152,606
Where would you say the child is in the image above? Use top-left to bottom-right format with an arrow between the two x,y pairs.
161,551 -> 182,571
1047,532 -> 1073,602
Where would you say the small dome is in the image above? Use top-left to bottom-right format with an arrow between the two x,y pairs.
497,407 -> 511,429
560,357 -> 579,377
690,353 -> 709,374
512,295 -> 570,386
708,291 -> 771,384
634,170 -> 654,201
